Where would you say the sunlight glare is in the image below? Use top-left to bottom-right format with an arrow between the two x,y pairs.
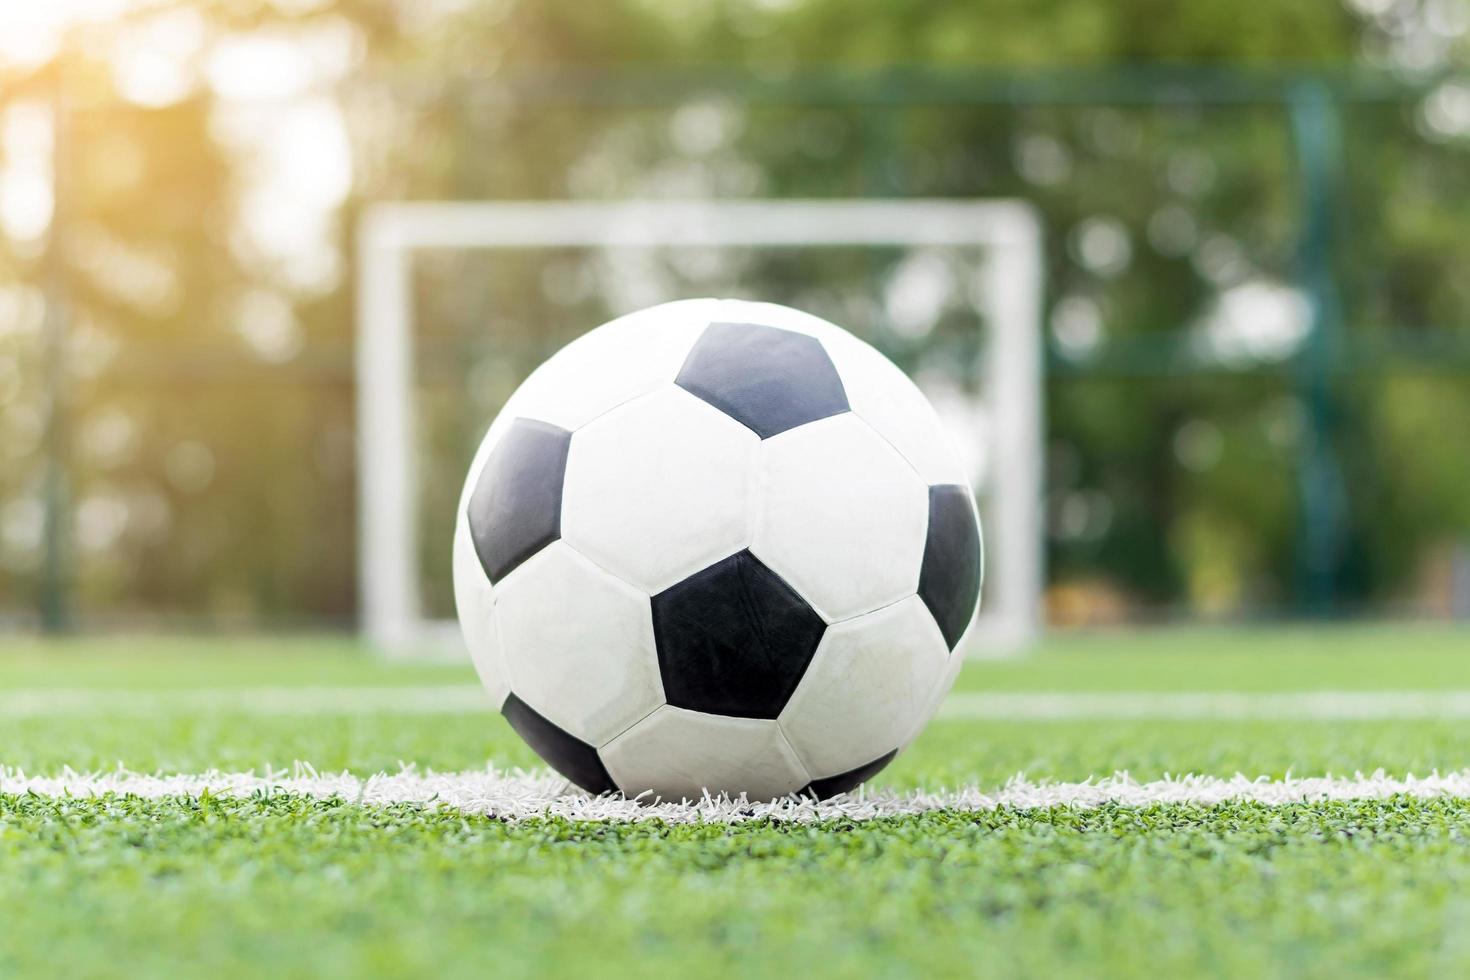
0,0 -> 139,68
0,104 -> 55,242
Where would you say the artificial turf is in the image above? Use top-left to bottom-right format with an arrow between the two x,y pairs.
3,625 -> 1470,977
5,794 -> 1470,978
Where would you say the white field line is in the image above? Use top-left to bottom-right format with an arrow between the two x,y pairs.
6,766 -> 1470,822
8,687 -> 1470,720
0,685 -> 495,717
941,691 -> 1470,721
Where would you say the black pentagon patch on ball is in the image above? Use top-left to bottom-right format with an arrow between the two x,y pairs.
501,693 -> 617,795
918,485 -> 983,650
802,749 -> 898,800
652,550 -> 827,719
467,418 -> 572,584
675,321 -> 849,438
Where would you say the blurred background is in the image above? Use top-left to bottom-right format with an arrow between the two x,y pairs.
1,0 -> 1468,641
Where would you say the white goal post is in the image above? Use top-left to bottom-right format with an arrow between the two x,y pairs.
356,199 -> 1045,658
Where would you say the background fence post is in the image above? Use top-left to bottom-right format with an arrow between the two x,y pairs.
1288,79 -> 1348,617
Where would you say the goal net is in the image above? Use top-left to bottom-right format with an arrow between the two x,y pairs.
356,199 -> 1044,658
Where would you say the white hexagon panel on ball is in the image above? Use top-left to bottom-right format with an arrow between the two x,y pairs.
494,541 -> 664,747
561,386 -> 759,594
780,595 -> 950,783
752,413 -> 930,622
600,705 -> 811,803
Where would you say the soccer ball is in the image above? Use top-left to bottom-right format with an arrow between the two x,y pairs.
453,299 -> 981,802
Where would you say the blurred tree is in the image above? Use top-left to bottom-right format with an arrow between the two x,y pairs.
343,0 -> 1467,618
1,0 -> 1466,626
0,11 -> 361,625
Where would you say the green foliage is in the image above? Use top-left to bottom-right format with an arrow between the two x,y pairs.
2,0 -> 1467,625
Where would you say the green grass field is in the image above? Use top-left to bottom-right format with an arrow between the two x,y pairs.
4,625 -> 1470,978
